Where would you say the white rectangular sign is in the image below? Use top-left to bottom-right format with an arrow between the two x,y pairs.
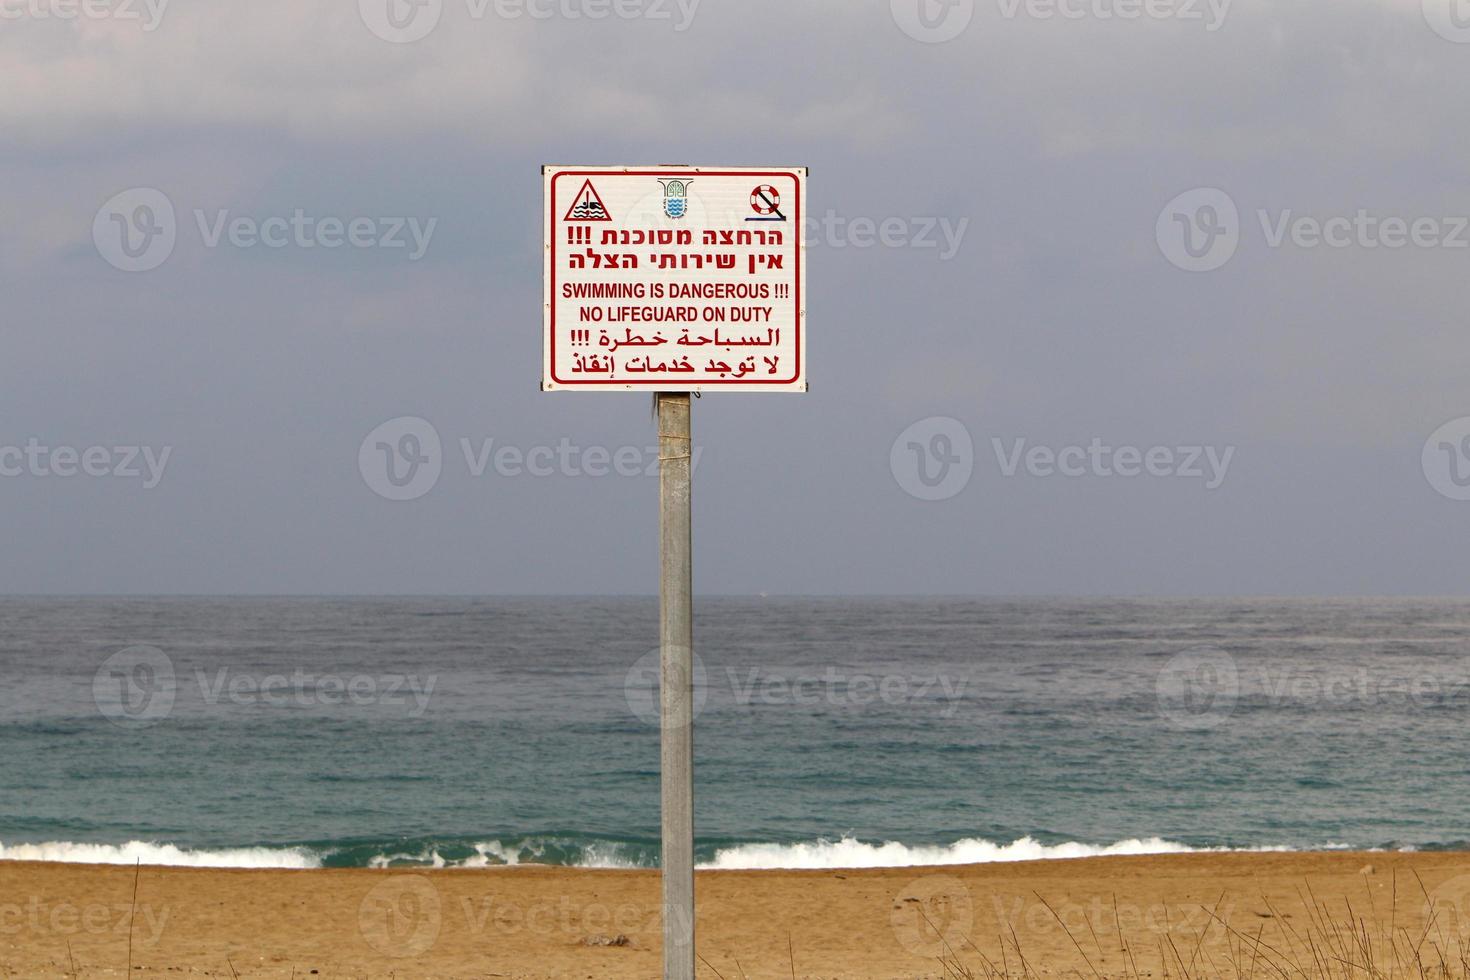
543,165 -> 807,392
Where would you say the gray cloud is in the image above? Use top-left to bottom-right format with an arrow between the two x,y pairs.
2,0 -> 1469,594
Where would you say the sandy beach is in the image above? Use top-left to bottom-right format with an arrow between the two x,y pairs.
5,851 -> 1470,978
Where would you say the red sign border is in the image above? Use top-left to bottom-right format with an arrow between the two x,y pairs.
548,168 -> 804,388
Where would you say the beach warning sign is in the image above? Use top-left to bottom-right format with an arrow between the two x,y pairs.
564,179 -> 611,221
543,165 -> 807,392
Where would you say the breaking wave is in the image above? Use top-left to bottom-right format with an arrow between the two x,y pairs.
0,834 -> 1358,871
0,839 -> 320,868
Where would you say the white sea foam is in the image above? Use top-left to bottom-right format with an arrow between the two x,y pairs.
0,835 -> 1343,870
456,840 -> 644,870
0,839 -> 320,868
696,836 -> 1296,870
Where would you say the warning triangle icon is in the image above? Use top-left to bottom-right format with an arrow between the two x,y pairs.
564,180 -> 612,222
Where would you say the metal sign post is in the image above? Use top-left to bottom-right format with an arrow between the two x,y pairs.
658,390 -> 695,980
543,164 -> 806,979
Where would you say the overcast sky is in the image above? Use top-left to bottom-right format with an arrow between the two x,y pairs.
3,0 -> 1470,595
